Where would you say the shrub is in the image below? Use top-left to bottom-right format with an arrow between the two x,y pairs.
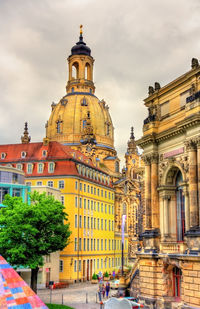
104,271 -> 109,278
92,273 -> 98,280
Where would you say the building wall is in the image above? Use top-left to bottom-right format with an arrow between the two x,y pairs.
136,59 -> 200,309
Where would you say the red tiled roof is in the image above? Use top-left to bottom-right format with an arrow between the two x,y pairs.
0,141 -> 92,164
0,142 -> 113,187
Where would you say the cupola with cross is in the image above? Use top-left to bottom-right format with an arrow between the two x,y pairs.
66,25 -> 95,94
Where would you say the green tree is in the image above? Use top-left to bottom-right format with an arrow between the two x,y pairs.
0,191 -> 71,293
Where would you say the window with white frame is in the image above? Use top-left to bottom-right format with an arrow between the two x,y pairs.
101,219 -> 103,230
37,163 -> 44,173
27,163 -> 33,174
16,163 -> 22,170
47,181 -> 53,187
79,215 -> 82,228
91,239 -> 93,251
21,151 -> 26,158
75,215 -> 78,228
26,182 -> 31,186
97,239 -> 99,251
97,259 -> 99,270
84,199 -> 86,209
105,219 -> 107,231
79,260 -> 81,271
101,259 -> 103,269
74,260 -> 77,272
75,196 -> 78,207
58,180 -> 64,189
79,197 -> 82,208
84,216 -> 86,228
48,162 -> 55,173
79,238 -> 81,250
1,152 -> 6,159
94,239 -> 96,251
37,181 -> 42,186
105,239 -> 107,250
84,238 -> 86,251
101,239 -> 103,250
74,238 -> 77,251
75,181 -> 78,190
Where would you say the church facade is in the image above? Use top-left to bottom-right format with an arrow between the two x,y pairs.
136,58 -> 200,308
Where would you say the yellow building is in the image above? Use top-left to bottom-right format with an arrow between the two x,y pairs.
0,139 -> 127,282
135,58 -> 200,308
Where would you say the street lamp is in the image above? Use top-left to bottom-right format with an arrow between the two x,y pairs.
121,214 -> 126,277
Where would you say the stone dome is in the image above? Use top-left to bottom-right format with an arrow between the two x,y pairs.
46,92 -> 115,153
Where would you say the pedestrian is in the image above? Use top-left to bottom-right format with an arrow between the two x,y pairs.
102,283 -> 105,298
105,282 -> 110,298
98,285 -> 102,302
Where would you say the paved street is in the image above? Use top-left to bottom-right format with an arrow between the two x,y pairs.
38,282 -> 116,309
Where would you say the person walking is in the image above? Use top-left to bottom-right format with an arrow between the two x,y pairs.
98,285 -> 102,302
102,283 -> 105,298
105,282 -> 110,298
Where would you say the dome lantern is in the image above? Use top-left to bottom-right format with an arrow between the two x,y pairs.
66,26 -> 95,94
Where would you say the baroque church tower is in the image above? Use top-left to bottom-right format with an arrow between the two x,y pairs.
45,26 -> 120,176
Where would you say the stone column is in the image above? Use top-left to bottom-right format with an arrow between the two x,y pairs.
151,153 -> 159,229
163,196 -> 170,236
183,190 -> 190,232
188,140 -> 198,228
144,155 -> 151,229
197,140 -> 200,226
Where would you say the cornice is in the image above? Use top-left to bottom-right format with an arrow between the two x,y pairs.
144,67 -> 200,104
137,113 -> 200,148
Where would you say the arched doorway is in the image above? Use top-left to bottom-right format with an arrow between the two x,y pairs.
176,171 -> 185,242
162,166 -> 186,242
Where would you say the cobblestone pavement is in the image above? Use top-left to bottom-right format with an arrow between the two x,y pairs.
38,282 -> 116,309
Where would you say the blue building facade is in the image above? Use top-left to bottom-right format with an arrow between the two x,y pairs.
0,165 -> 30,207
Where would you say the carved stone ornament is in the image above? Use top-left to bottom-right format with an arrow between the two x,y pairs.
185,139 -> 197,150
142,154 -> 151,165
150,152 -> 159,163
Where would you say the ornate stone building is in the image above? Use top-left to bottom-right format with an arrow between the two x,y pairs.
136,58 -> 200,308
114,128 -> 143,260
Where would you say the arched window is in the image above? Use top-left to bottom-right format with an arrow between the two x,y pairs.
173,267 -> 182,298
81,97 -> 88,106
72,62 -> 79,79
56,120 -> 62,133
85,63 -> 91,80
82,120 -> 87,129
115,161 -> 119,173
106,123 -> 110,136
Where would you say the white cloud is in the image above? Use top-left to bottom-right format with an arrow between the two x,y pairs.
0,0 -> 200,165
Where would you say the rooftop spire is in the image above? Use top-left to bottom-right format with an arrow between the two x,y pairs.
21,122 -> 31,144
130,126 -> 134,140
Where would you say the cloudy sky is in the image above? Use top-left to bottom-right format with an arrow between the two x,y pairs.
0,0 -> 200,166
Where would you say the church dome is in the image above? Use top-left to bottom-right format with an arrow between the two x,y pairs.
46,93 -> 114,152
